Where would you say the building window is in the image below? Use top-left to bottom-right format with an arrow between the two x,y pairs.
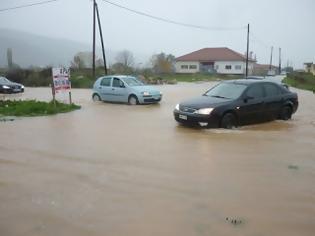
225,65 -> 232,70
181,65 -> 188,69
189,65 -> 197,69
215,65 -> 219,70
235,65 -> 242,70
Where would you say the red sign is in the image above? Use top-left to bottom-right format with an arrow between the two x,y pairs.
52,68 -> 71,93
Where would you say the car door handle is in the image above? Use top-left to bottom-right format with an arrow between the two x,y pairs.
99,87 -> 102,89
112,88 -> 115,90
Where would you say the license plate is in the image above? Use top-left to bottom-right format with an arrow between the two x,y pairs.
179,114 -> 187,120
13,89 -> 21,92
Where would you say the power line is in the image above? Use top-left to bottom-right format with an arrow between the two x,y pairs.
249,32 -> 272,49
0,0 -> 59,12
102,0 -> 246,31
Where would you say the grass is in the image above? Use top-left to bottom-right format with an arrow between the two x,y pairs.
283,72 -> 315,92
0,100 -> 81,117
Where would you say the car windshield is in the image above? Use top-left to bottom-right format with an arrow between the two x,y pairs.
0,77 -> 10,83
123,77 -> 144,86
204,82 -> 247,99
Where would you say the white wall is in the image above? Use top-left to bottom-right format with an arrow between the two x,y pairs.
175,61 -> 199,73
175,60 -> 254,74
215,61 -> 244,74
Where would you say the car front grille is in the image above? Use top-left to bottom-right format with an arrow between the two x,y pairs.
144,98 -> 161,102
179,106 -> 197,113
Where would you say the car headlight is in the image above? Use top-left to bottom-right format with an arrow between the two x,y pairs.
160,91 -> 163,95
21,85 -> 25,89
194,108 -> 214,115
3,85 -> 10,89
175,104 -> 180,111
142,91 -> 150,96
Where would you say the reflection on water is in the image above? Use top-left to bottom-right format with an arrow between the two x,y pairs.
1,82 -> 315,236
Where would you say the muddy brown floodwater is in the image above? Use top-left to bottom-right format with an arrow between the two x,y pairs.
1,80 -> 315,236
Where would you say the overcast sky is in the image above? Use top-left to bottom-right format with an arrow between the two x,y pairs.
1,0 -> 314,68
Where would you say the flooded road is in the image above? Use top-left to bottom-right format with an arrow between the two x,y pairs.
1,79 -> 315,236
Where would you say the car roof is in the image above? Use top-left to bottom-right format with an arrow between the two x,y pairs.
223,79 -> 265,85
246,76 -> 265,80
102,75 -> 135,79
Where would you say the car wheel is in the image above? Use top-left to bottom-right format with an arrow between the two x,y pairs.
220,113 -> 237,129
280,106 -> 292,120
128,95 -> 138,105
92,94 -> 101,102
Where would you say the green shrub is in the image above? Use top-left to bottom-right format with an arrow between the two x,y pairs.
283,72 -> 315,91
0,100 -> 81,117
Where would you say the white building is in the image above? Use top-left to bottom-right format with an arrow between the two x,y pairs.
175,47 -> 255,75
304,62 -> 315,75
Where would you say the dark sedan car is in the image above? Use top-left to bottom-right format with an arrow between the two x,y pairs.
0,76 -> 24,94
174,79 -> 298,129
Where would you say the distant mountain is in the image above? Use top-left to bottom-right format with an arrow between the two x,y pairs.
0,29 -> 115,68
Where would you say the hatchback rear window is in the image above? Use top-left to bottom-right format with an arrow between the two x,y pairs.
101,77 -> 111,86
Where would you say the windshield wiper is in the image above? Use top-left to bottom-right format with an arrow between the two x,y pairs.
210,95 -> 229,99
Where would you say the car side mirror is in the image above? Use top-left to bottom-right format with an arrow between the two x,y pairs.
120,84 -> 125,88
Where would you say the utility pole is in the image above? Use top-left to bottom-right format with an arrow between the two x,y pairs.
92,0 -> 96,80
95,2 -> 108,75
269,46 -> 273,70
245,23 -> 249,78
278,47 -> 281,75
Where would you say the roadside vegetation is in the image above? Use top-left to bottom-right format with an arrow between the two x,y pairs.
151,73 -> 241,83
283,72 -> 315,92
0,100 -> 81,117
0,50 -> 243,88
1,67 -> 241,88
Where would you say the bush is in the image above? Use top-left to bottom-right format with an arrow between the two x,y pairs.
283,72 -> 315,92
3,68 -> 100,88
5,68 -> 51,87
0,100 -> 81,117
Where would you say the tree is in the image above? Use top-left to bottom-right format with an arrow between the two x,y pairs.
70,52 -> 94,69
111,62 -> 133,74
112,50 -> 135,74
151,53 -> 175,74
7,48 -> 13,69
95,58 -> 104,68
6,48 -> 20,70
115,50 -> 134,68
71,55 -> 85,69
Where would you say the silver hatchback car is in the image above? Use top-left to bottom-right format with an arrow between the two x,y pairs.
92,75 -> 162,105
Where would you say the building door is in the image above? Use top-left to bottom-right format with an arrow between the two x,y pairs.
200,62 -> 215,73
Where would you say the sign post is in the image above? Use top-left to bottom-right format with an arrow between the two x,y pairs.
51,82 -> 56,107
52,68 -> 71,104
